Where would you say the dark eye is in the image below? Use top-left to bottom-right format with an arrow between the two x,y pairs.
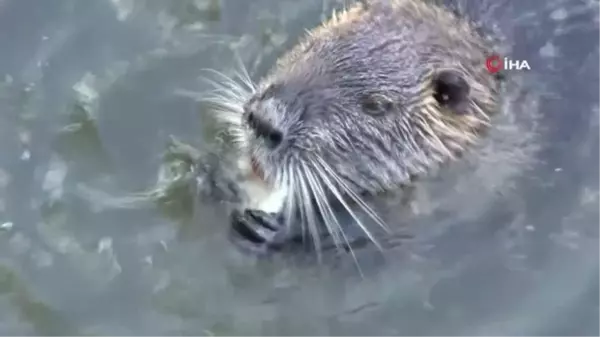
361,93 -> 396,116
432,69 -> 470,115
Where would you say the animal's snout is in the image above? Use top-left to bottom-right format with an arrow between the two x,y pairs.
244,109 -> 283,149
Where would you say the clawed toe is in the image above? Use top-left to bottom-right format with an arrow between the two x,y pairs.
229,209 -> 287,254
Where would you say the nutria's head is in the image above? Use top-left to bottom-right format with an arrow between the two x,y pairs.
203,0 -> 504,249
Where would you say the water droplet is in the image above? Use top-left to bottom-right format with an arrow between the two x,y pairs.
539,42 -> 558,58
97,237 -> 113,253
20,150 -> 31,161
0,221 -> 13,231
550,8 -> 568,21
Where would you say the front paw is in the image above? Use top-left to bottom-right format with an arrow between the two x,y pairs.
229,209 -> 287,254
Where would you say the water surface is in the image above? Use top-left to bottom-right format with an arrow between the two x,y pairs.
0,0 -> 598,335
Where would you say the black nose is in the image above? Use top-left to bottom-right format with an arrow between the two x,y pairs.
245,111 -> 283,149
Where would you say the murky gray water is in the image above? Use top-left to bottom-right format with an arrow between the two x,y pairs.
0,0 -> 598,335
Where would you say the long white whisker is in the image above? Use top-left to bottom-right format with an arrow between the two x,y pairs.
292,168 -> 306,251
303,162 -> 342,248
316,156 -> 390,234
297,163 -> 323,262
199,68 -> 254,95
182,65 -> 256,152
313,158 -> 384,252
277,166 -> 297,249
231,49 -> 256,93
202,97 -> 244,113
304,161 -> 364,276
290,164 -> 309,252
200,77 -> 249,105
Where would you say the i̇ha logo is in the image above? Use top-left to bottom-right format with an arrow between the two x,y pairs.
485,55 -> 531,74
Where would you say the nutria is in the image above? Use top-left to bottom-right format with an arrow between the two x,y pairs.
198,0 -> 539,258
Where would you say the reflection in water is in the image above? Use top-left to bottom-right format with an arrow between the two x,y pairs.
0,0 -> 598,335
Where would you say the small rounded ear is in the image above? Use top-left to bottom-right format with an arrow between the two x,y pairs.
432,70 -> 471,115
